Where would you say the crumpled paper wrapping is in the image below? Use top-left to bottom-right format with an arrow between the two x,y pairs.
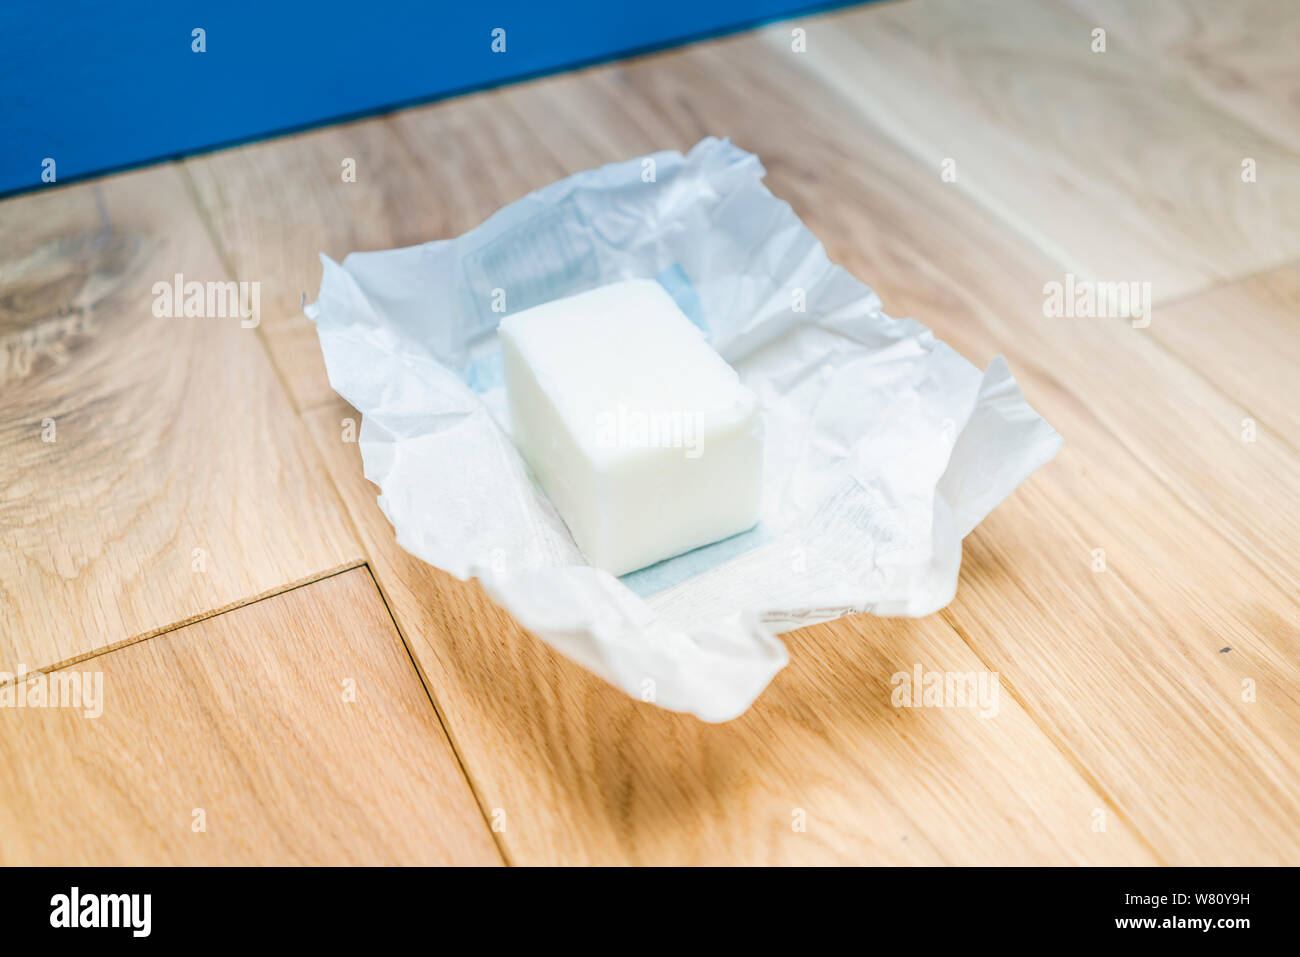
307,137 -> 1062,722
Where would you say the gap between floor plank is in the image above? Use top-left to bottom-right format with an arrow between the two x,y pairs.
1,560 -> 367,684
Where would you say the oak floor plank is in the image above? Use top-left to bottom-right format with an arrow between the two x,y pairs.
776,0 -> 1300,302
1141,264 -> 1300,454
305,399 -> 1153,865
0,567 -> 502,865
1063,0 -> 1300,155
182,108 -> 546,412
0,165 -> 362,677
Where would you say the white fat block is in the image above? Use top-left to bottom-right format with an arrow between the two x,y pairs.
499,279 -> 763,577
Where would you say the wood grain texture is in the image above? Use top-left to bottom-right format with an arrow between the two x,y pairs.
1063,0 -> 1300,154
0,165 -> 362,678
304,400 -> 1153,865
0,567 -> 502,865
774,0 -> 1300,301
1141,264 -> 1300,453
183,110 -> 528,411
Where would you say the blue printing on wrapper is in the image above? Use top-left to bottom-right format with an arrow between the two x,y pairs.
620,522 -> 772,597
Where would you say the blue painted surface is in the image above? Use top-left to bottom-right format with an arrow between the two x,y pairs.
0,0 -> 859,196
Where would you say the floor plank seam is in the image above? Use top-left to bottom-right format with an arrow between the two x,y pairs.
1,560 -> 367,684
176,159 -> 318,418
176,156 -> 377,568
360,564 -> 515,867
1149,260 -> 1300,313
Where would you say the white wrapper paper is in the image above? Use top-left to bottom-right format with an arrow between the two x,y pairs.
307,137 -> 1062,722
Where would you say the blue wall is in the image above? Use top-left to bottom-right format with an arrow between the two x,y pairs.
0,1 -> 856,196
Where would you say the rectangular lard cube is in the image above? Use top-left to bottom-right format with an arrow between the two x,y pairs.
499,279 -> 763,577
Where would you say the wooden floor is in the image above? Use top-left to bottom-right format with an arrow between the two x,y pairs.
2,0 -> 1297,865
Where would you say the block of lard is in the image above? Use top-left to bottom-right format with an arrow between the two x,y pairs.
499,279 -> 762,577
